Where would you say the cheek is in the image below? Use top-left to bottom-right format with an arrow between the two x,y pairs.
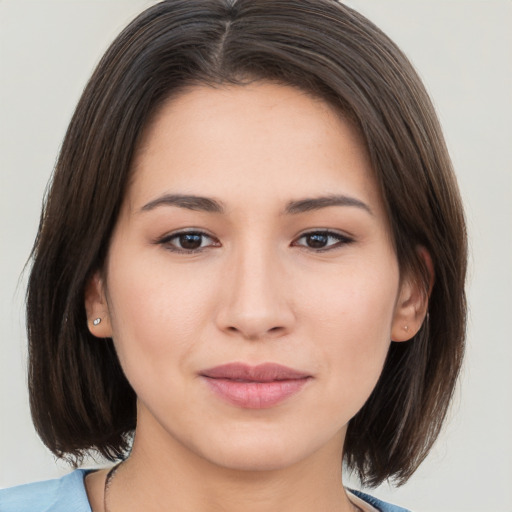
301,261 -> 398,406
105,255 -> 215,379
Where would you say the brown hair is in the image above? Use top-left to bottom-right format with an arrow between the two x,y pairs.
27,0 -> 466,486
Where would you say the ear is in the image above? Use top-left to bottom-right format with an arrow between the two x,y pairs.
84,271 -> 113,338
391,247 -> 434,342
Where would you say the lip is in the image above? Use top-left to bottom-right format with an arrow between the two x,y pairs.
199,363 -> 312,409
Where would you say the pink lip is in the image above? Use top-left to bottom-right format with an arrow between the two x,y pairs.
199,363 -> 312,409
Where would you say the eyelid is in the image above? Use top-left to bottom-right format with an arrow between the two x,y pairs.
156,229 -> 220,253
155,228 -> 354,254
292,229 -> 354,252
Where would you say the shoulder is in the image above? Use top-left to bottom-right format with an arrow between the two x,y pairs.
349,488 -> 412,512
0,470 -> 92,512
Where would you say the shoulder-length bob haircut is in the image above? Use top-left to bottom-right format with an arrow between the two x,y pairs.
27,0 -> 467,487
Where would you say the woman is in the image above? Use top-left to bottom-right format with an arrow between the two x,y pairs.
0,1 -> 466,511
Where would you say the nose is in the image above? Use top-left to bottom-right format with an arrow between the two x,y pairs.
215,243 -> 295,341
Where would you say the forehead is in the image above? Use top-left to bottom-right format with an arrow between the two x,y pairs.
128,82 -> 383,217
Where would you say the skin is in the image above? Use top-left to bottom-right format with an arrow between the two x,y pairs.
85,82 -> 427,512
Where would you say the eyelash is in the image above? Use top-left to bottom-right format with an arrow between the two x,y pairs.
294,231 -> 354,252
156,230 -> 354,254
157,231 -> 220,254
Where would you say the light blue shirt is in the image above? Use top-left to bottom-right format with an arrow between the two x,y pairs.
0,470 -> 91,512
0,470 -> 411,512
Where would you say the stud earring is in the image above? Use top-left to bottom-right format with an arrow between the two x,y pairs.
93,318 -> 102,326
403,325 -> 409,332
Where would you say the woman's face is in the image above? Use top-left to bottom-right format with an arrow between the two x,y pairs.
88,82 -> 419,471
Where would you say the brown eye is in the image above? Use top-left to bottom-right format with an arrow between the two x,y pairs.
178,233 -> 203,250
305,233 -> 330,248
294,231 -> 353,252
158,231 -> 219,253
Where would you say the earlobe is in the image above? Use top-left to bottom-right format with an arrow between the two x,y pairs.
84,271 -> 113,338
391,247 -> 434,342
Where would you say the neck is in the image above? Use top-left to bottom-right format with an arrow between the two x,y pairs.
104,417 -> 355,512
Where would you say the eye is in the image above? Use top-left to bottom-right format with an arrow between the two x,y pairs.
293,230 -> 353,252
157,230 -> 219,253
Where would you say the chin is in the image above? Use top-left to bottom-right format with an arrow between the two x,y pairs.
194,426 -> 333,473
208,445 -> 302,472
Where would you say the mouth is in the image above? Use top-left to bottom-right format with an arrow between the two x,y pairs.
199,362 -> 312,409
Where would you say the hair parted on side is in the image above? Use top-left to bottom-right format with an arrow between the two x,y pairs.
27,0 -> 467,487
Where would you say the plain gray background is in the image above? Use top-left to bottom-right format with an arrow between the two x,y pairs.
1,1 -> 511,511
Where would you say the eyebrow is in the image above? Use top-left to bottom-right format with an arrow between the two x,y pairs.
140,193 -> 372,216
141,194 -> 224,213
283,195 -> 372,216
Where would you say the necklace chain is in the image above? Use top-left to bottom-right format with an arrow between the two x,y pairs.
102,462 -> 362,512
103,462 -> 122,512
